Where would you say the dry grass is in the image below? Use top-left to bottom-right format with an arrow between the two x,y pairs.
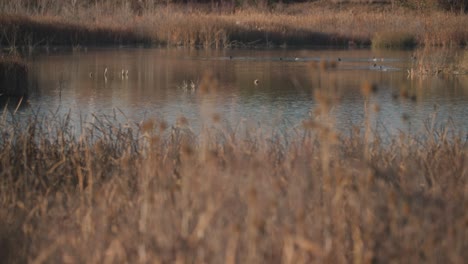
0,74 -> 467,263
372,31 -> 416,49
0,2 -> 467,49
407,47 -> 468,77
0,14 -> 152,49
0,3 -> 467,262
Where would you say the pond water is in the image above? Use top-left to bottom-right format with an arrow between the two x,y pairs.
7,47 -> 468,137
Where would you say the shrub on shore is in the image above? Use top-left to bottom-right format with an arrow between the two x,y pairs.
395,0 -> 468,12
0,56 -> 28,97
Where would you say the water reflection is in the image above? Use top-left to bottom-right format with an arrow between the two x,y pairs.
6,47 -> 468,136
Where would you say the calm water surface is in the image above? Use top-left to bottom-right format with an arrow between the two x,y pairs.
10,48 -> 468,137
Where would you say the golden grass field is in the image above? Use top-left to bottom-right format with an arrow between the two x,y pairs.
0,1 -> 467,49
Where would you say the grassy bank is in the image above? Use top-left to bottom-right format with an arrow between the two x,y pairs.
0,2 -> 467,49
0,56 -> 28,97
0,86 -> 467,263
0,14 -> 152,49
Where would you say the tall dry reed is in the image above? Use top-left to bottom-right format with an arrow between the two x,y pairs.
0,68 -> 466,263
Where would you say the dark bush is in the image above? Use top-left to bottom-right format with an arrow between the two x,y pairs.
0,57 -> 28,97
437,0 -> 468,12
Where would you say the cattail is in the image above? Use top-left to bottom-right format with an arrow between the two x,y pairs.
319,60 -> 328,71
361,81 -> 377,97
212,113 -> 221,123
177,116 -> 189,127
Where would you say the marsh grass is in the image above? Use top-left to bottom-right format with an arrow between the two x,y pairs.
372,31 -> 416,49
0,3 -> 467,49
0,14 -> 152,48
0,68 -> 467,263
408,47 -> 468,77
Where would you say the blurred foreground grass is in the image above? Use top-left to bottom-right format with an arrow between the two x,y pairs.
0,91 -> 466,263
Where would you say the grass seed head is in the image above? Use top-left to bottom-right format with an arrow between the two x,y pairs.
361,81 -> 378,97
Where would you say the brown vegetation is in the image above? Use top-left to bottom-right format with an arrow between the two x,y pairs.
408,48 -> 468,77
0,14 -> 152,48
0,1 -> 467,49
372,31 -> 416,49
0,79 -> 466,263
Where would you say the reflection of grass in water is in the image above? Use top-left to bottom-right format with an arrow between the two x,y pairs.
0,69 -> 466,263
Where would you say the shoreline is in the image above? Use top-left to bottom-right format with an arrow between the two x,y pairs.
0,3 -> 467,50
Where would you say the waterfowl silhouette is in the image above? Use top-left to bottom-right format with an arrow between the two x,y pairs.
190,81 -> 196,92
104,68 -> 108,83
